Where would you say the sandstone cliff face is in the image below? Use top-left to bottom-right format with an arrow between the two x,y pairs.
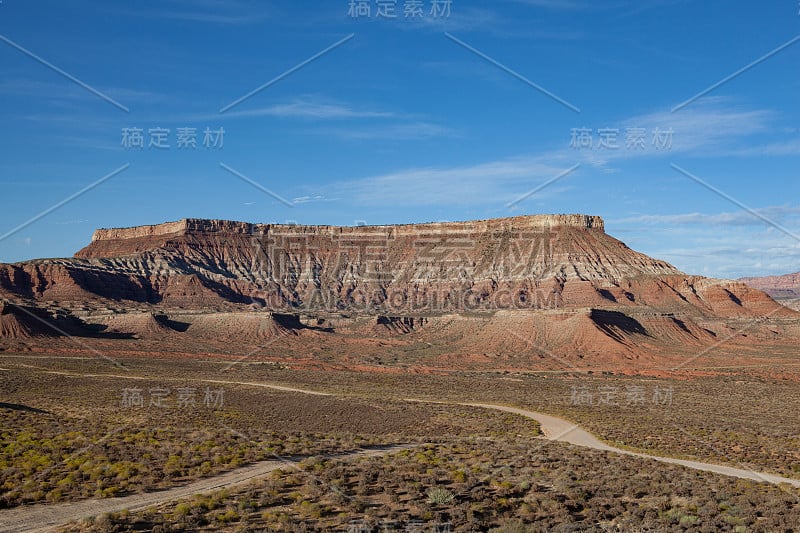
0,215 -> 786,319
1,215 -> 797,363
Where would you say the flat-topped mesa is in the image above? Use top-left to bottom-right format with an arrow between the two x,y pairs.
88,219 -> 254,242
375,214 -> 605,235
77,215 -> 605,259
87,214 -> 604,242
5,213 -> 789,322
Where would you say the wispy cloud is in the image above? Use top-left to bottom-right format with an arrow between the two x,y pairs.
313,121 -> 456,141
219,99 -> 397,120
395,6 -> 506,33
507,0 -> 689,14
621,98 -> 770,154
108,0 -> 270,25
385,5 -> 584,39
731,138 -> 800,157
179,96 -> 455,141
292,194 -> 336,204
0,79 -> 163,104
643,238 -> 800,279
556,97 -> 780,173
316,98 -> 790,209
610,206 -> 800,278
333,156 -> 574,207
613,206 -> 800,227
506,0 -> 597,10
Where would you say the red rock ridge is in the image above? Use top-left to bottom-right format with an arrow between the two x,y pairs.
0,214 -> 792,320
740,272 -> 800,299
1,214 -> 798,363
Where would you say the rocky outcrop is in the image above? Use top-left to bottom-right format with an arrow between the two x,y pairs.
1,215 -> 796,359
0,215 -> 788,317
0,301 -> 59,339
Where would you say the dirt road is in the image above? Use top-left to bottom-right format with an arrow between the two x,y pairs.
465,403 -> 800,488
0,446 -> 408,533
3,375 -> 800,532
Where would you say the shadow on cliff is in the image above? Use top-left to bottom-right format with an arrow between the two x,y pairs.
589,309 -> 649,343
0,301 -> 142,340
72,268 -> 256,306
70,268 -> 162,304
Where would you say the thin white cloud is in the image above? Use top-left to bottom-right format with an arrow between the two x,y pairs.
610,206 -> 800,278
651,240 -> 800,279
317,99 -> 790,209
221,100 -> 396,120
507,0 -> 689,14
205,97 -> 455,141
731,138 -> 800,157
557,97 -> 782,168
0,79 -> 162,104
506,0 -> 596,9
334,157 -> 574,206
395,6 -> 507,33
108,0 -> 270,25
622,98 -> 770,153
613,206 -> 800,227
314,121 -> 456,141
292,195 -> 335,204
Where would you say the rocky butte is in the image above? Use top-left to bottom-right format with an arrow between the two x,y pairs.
0,214 -> 797,369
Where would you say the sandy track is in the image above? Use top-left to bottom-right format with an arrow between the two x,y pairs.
464,403 -> 800,488
202,379 -> 333,396
0,446 -> 409,533
3,373 -> 800,532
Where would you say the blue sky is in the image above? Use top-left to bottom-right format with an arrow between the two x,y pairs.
0,0 -> 798,279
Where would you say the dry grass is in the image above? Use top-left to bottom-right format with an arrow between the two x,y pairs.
62,439 -> 800,532
4,354 -> 800,531
0,364 -> 538,507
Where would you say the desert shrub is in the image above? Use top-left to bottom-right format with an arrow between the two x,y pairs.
426,487 -> 455,506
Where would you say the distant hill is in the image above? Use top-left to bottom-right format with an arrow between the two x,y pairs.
740,272 -> 800,311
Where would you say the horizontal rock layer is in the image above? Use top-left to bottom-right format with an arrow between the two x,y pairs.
740,272 -> 800,299
0,215 -> 792,321
88,215 -> 605,242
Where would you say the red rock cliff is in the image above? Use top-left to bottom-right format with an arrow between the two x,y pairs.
0,215 -> 788,320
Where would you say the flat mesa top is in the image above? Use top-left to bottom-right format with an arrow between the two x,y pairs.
90,215 -> 606,241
